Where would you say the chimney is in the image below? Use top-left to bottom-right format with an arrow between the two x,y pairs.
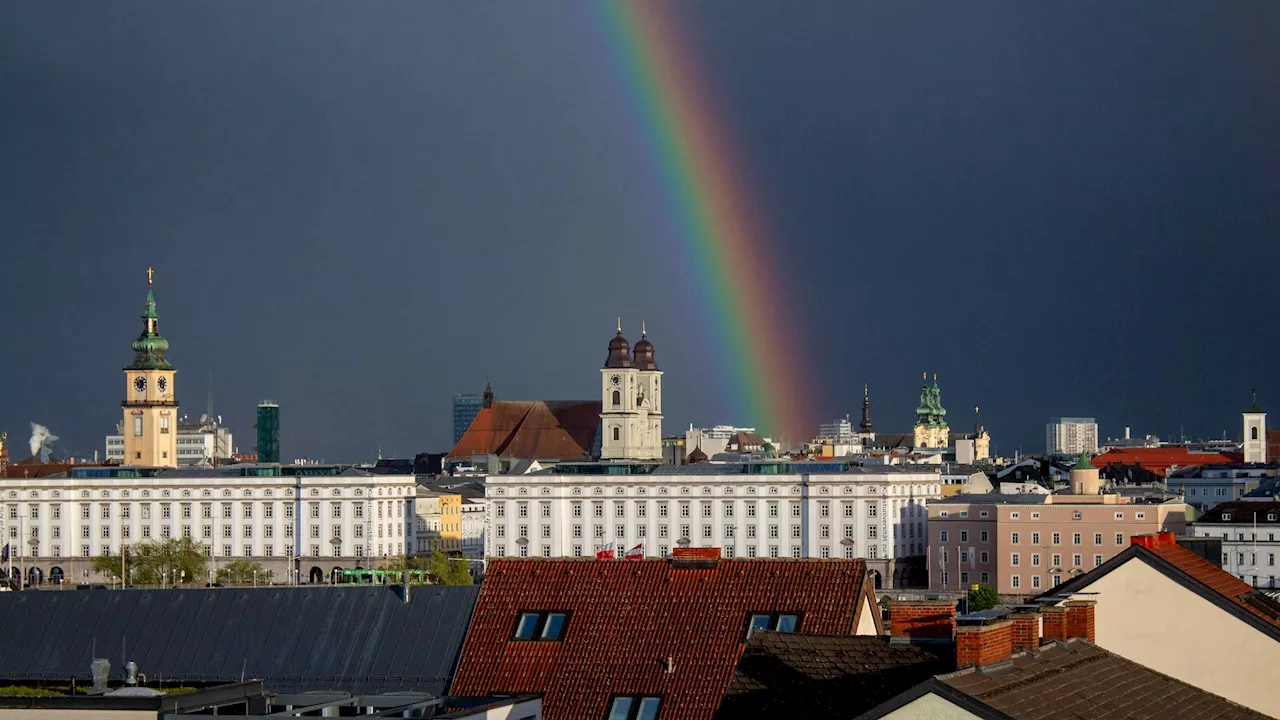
1041,606 -> 1069,643
889,600 -> 957,645
1008,612 -> 1041,652
956,619 -> 1014,668
670,547 -> 720,569
1130,532 -> 1177,550
1064,600 -> 1096,643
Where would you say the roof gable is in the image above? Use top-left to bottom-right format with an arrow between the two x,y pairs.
448,400 -> 600,460
450,558 -> 877,720
1039,535 -> 1280,637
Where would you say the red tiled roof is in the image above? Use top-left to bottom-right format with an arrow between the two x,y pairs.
448,400 -> 600,460
449,557 -> 879,720
1131,533 -> 1280,630
1090,447 -> 1241,477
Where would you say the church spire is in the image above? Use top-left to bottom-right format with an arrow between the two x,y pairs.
127,268 -> 173,371
483,377 -> 494,409
860,384 -> 873,432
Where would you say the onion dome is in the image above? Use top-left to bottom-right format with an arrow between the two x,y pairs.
930,374 -> 947,417
632,321 -> 658,371
126,275 -> 174,371
604,319 -> 633,369
687,444 -> 708,464
915,373 -> 933,416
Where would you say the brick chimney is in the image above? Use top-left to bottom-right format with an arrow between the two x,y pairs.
1130,532 -> 1176,550
889,600 -> 957,645
956,619 -> 1014,668
1041,605 -> 1069,643
1064,600 -> 1096,643
1008,612 -> 1040,652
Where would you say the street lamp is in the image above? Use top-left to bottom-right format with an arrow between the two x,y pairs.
26,537 -> 38,589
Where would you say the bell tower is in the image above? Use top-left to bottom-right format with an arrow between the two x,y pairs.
1243,391 -> 1267,464
122,269 -> 178,467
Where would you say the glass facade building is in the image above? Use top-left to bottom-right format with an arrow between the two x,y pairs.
453,394 -> 484,445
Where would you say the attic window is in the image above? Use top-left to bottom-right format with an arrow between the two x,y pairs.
745,612 -> 800,639
1223,513 -> 1232,521
608,696 -> 661,720
1269,513 -> 1277,522
512,611 -> 569,641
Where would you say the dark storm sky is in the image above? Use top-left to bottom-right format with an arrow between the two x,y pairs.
2,1 -> 1277,462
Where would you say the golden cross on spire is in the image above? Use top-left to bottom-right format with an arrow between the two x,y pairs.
616,317 -> 621,333
642,320 -> 647,336
147,267 -> 154,285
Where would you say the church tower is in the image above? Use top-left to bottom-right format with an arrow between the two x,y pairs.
913,373 -> 949,449
600,321 -> 662,461
122,269 -> 178,467
1243,391 -> 1267,464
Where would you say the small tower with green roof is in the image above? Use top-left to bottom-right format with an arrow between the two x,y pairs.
913,372 -> 950,448
121,268 -> 179,467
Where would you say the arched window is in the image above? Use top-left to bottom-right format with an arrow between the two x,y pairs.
1252,427 -> 1259,440
613,427 -> 620,442
612,390 -> 621,407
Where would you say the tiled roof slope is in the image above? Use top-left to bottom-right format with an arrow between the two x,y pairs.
717,632 -> 951,719
940,639 -> 1269,719
1137,535 -> 1280,630
448,400 -> 600,460
449,557 -> 878,720
1041,533 -> 1280,632
1196,500 -> 1280,524
1089,448 -> 1241,477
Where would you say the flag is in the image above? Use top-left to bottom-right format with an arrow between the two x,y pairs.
595,543 -> 615,560
624,544 -> 643,560
1,544 -> 8,563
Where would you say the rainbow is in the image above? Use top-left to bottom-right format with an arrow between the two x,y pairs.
593,1 -> 814,443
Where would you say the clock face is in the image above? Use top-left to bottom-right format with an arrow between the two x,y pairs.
609,375 -> 621,386
134,376 -> 146,392
158,377 -> 168,392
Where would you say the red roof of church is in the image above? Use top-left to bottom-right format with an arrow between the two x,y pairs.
1090,447 -> 1241,477
448,400 -> 600,460
449,553 -> 880,720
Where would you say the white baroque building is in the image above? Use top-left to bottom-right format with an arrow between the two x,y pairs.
1191,497 -> 1280,589
484,461 -> 942,588
0,464 -> 416,587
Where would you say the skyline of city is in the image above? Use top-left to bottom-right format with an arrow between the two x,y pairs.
1,2 -> 1276,461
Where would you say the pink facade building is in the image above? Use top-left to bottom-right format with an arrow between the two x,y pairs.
927,492 -> 1188,595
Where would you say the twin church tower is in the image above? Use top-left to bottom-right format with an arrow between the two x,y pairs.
599,321 -> 664,461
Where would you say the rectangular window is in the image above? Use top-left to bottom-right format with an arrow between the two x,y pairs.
1094,554 -> 1103,567
868,503 -> 878,518
102,505 -> 111,520
723,503 -> 733,518
1072,553 -> 1082,567
1073,533 -> 1081,545
960,530 -> 969,543
1031,532 -> 1040,544
769,503 -> 779,518
980,530 -> 988,543
513,611 -> 569,641
940,530 -> 949,542
1011,532 -> 1020,544
1031,553 -> 1041,567
1052,532 -> 1061,545
1032,575 -> 1042,588
980,551 -> 989,563
1011,575 -> 1020,589
1115,533 -> 1124,545
745,612 -> 800,639
607,697 -> 661,720
747,505 -> 756,518
981,572 -> 989,584
868,526 -> 878,539
1011,553 -> 1020,566
1052,553 -> 1062,567
1094,533 -> 1102,545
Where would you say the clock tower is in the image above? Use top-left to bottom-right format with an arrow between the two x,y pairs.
122,269 -> 178,467
599,320 -> 663,461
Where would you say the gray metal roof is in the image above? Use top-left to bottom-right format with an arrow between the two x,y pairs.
0,585 -> 479,695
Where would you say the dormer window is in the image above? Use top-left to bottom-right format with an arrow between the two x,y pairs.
1269,513 -> 1277,522
513,611 -> 569,641
608,697 -> 661,720
745,612 -> 800,639
1223,513 -> 1232,521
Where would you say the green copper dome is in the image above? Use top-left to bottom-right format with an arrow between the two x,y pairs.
1073,452 -> 1095,471
126,280 -> 173,371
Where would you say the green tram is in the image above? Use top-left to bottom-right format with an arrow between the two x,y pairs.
336,568 -> 430,585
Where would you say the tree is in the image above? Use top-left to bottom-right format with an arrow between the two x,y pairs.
217,560 -> 271,585
94,538 -> 209,586
966,584 -> 1000,612
426,550 -> 472,585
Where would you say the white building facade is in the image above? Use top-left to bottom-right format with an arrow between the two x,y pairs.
1191,500 -> 1280,589
484,462 -> 942,588
0,465 -> 415,586
1170,465 -> 1275,512
107,423 -> 234,466
461,496 -> 486,559
1046,417 -> 1099,455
